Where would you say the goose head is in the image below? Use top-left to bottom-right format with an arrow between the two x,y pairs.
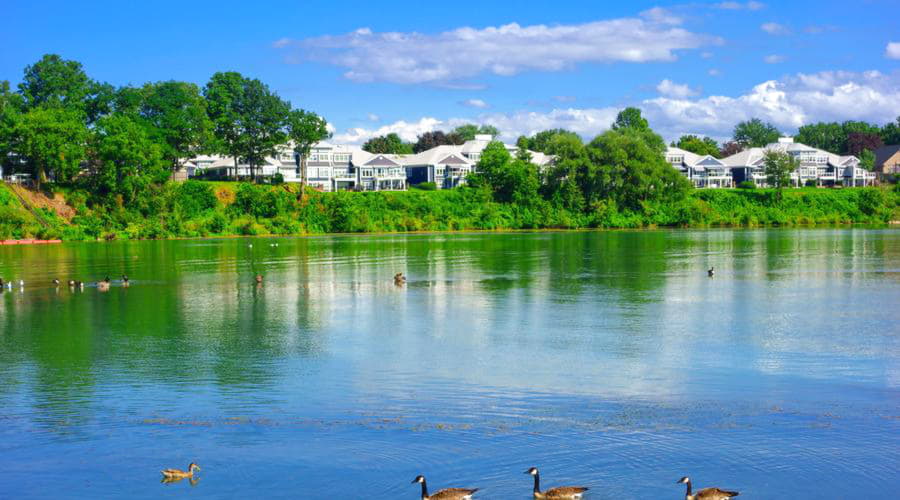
411,475 -> 425,484
525,467 -> 539,476
676,476 -> 690,484
188,463 -> 201,473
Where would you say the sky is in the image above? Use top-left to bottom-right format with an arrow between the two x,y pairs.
2,0 -> 899,145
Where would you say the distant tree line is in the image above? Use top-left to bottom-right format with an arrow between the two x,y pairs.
361,124 -> 499,154
0,54 -> 330,197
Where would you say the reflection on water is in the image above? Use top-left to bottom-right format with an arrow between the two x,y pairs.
0,229 -> 898,498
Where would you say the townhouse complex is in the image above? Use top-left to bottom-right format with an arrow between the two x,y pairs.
179,135 -> 878,191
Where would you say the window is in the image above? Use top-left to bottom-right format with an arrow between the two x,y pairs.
436,167 -> 445,177
334,153 -> 350,163
362,168 -> 373,177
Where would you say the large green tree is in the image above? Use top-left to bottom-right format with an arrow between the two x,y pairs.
286,109 -> 330,192
796,122 -> 844,153
18,54 -> 91,111
140,81 -> 211,176
15,107 -> 88,189
473,141 -> 541,205
90,113 -> 167,201
880,116 -> 900,145
733,118 -> 781,147
519,129 -> 582,154
362,133 -> 413,154
675,135 -> 720,158
0,81 -> 24,169
204,71 -> 246,174
231,78 -> 290,181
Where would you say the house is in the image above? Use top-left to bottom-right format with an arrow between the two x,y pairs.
665,147 -> 733,188
722,137 -> 876,187
873,145 -> 900,178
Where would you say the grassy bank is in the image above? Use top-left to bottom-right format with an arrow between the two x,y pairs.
0,181 -> 897,241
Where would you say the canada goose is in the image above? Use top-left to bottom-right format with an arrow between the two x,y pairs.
67,279 -> 75,287
18,279 -> 24,288
121,275 -> 129,287
255,275 -> 263,284
708,267 -> 715,277
161,463 -> 200,479
411,475 -> 478,500
676,476 -> 739,500
525,467 -> 588,499
52,279 -> 60,286
98,276 -> 111,291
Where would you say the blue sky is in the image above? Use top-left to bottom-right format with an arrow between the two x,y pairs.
3,0 -> 899,143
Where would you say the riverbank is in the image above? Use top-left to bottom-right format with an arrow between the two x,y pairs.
1,181 -> 897,241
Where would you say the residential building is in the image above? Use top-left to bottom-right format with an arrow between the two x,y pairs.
873,145 -> 900,178
665,147 -> 733,188
721,137 -> 876,187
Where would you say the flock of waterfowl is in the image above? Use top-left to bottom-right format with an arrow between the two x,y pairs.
0,275 -> 130,292
160,465 -> 737,499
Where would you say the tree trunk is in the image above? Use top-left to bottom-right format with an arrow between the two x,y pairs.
233,157 -> 239,181
300,153 -> 308,200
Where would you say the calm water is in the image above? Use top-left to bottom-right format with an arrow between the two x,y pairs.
0,229 -> 898,499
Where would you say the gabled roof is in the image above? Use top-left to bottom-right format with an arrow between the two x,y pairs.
363,154 -> 402,166
873,145 -> 900,166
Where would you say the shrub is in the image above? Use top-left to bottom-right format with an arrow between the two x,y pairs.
175,180 -> 217,218
737,181 -> 756,189
412,182 -> 437,191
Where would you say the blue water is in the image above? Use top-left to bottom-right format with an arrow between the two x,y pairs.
0,229 -> 898,498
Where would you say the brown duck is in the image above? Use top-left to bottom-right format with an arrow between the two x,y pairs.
161,463 -> 200,479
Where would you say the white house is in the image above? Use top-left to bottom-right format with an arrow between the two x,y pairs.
722,137 -> 876,187
665,147 -> 733,188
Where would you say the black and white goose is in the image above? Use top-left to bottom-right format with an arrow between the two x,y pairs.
525,467 -> 588,499
411,475 -> 478,500
676,476 -> 739,500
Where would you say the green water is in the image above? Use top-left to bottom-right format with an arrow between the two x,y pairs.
0,229 -> 898,498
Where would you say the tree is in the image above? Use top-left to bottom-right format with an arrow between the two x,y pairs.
204,71 -> 246,175
473,141 -> 540,205
286,109 -> 330,193
880,116 -> 900,145
580,129 -> 690,211
796,122 -> 844,153
719,141 -> 743,158
846,132 -> 883,157
763,150 -> 798,194
90,113 -> 167,201
140,81 -> 212,176
520,129 -> 582,154
0,81 -> 24,169
733,118 -> 781,147
452,124 -> 499,141
675,135 -> 720,158
859,149 -> 875,171
232,78 -> 290,181
15,107 -> 88,189
18,54 -> 91,111
610,107 -> 666,153
413,130 -> 463,153
362,133 -> 412,154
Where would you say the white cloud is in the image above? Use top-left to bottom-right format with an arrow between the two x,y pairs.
715,1 -> 764,10
366,113 -> 380,122
657,79 -> 699,98
460,98 -> 489,109
639,7 -> 682,26
708,68 -> 722,77
761,22 -> 790,35
886,42 -> 900,60
764,54 -> 786,64
701,51 -> 714,59
274,17 -> 720,85
331,70 -> 900,144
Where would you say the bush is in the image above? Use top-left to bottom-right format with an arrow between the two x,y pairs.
412,182 -> 437,191
737,181 -> 756,189
175,180 -> 217,218
270,173 -> 284,185
805,179 -> 817,187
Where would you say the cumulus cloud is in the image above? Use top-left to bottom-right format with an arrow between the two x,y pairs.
274,17 -> 720,85
761,22 -> 790,35
330,70 -> 900,144
764,54 -> 786,63
657,79 -> 699,98
460,99 -> 489,109
714,1 -> 764,10
886,42 -> 900,60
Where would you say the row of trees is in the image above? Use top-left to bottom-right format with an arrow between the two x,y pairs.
0,54 -> 330,197
361,124 -> 499,154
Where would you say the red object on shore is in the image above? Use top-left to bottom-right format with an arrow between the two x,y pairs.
0,239 -> 62,245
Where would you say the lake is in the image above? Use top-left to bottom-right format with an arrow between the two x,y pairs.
0,229 -> 898,498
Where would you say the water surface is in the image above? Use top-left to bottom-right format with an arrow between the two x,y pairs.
0,229 -> 898,498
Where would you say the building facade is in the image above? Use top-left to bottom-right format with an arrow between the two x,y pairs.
666,147 -> 733,188
873,145 -> 900,178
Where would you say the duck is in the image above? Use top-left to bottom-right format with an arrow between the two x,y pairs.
52,279 -> 60,286
97,276 -> 111,291
676,476 -> 739,500
525,467 -> 590,499
121,275 -> 130,287
394,272 -> 407,285
525,467 -> 588,499
707,267 -> 715,277
67,279 -> 75,287
161,463 -> 200,479
411,475 -> 478,500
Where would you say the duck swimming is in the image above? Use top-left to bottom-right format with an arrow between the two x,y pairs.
161,463 -> 200,479
708,267 -> 715,277
525,467 -> 588,499
412,475 -> 478,500
394,272 -> 407,285
676,476 -> 739,500
121,275 -> 129,287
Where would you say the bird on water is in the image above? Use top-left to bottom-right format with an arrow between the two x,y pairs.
525,467 -> 588,499
676,476 -> 739,500
161,463 -> 200,479
708,267 -> 715,277
411,475 -> 478,500
394,272 -> 407,285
